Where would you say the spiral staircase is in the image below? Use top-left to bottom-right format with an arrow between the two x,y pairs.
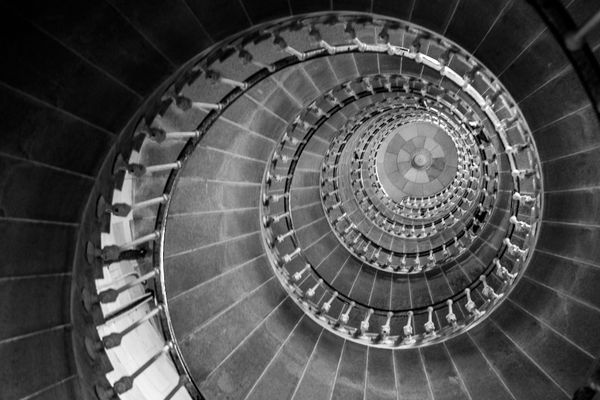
2,1 -> 600,400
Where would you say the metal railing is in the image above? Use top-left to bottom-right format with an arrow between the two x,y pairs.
72,3 -> 600,397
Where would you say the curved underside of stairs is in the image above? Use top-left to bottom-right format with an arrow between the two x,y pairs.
2,1 -> 600,400
149,7 -> 597,400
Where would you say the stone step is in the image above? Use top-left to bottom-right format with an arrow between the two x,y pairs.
179,278 -> 288,384
199,297 -> 304,398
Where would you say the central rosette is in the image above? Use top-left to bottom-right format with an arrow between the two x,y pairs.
376,121 -> 459,200
410,150 -> 431,169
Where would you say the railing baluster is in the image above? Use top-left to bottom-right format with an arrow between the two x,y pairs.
359,309 -> 374,335
145,161 -> 182,174
306,279 -> 323,298
293,264 -> 311,282
503,237 -> 528,259
480,275 -> 501,300
494,258 -> 517,282
276,229 -> 295,243
101,305 -> 163,349
509,215 -> 532,233
191,100 -> 224,111
512,191 -> 536,205
96,269 -> 159,305
107,194 -> 169,217
339,301 -> 355,324
282,247 -> 302,264
403,311 -> 414,342
381,311 -> 393,338
465,288 -> 481,317
115,159 -> 182,177
100,342 -> 174,396
446,300 -> 457,327
321,291 -> 338,313
273,35 -> 305,60
102,293 -> 154,324
206,70 -> 248,89
141,127 -> 200,142
424,306 -> 436,335
262,192 -> 289,205
263,211 -> 290,226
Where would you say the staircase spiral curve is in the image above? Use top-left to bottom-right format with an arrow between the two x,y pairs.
2,1 -> 600,400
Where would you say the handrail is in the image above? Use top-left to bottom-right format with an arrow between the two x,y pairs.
252,17 -> 542,347
73,6 -> 600,397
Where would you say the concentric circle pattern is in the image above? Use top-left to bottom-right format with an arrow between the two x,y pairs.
45,0 -> 600,397
314,92 -> 492,276
379,121 -> 457,197
153,13 -> 544,351
251,15 -> 543,348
